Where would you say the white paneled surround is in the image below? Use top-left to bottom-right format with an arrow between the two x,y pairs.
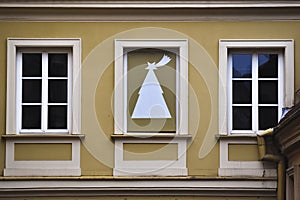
0,178 -> 277,197
3,136 -> 81,176
4,38 -> 82,176
218,39 -> 294,176
113,39 -> 189,176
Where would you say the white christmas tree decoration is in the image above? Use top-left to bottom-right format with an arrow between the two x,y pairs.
132,55 -> 172,119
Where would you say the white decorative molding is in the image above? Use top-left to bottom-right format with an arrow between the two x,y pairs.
4,38 -> 82,176
1,1 -> 300,8
114,39 -> 188,135
113,39 -> 189,176
113,137 -> 188,176
3,137 -> 81,176
218,138 -> 277,177
6,38 -> 82,135
0,178 -> 277,197
219,39 -> 294,136
1,2 -> 300,21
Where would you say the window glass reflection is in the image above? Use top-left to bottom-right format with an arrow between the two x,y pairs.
22,79 -> 42,103
22,53 -> 42,77
259,106 -> 278,130
48,53 -> 68,77
233,106 -> 252,130
48,105 -> 67,129
258,54 -> 278,78
22,105 -> 41,129
258,80 -> 278,104
233,80 -> 252,104
232,54 -> 252,78
48,80 -> 67,103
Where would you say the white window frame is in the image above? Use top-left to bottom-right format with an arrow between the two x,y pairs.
219,39 -> 294,136
4,137 -> 81,176
16,48 -> 72,134
218,39 -> 294,177
5,38 -> 82,176
6,38 -> 81,135
114,39 -> 188,136
228,49 -> 284,134
113,39 -> 189,176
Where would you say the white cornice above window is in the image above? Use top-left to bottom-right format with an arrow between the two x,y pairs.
1,1 -> 300,9
1,1 -> 300,21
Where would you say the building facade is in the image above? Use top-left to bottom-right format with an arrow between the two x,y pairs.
0,1 -> 300,199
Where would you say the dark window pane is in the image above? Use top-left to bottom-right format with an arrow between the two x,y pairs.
22,53 -> 42,77
48,80 -> 67,103
232,54 -> 252,78
258,54 -> 278,78
48,53 -> 68,77
22,79 -> 42,103
48,106 -> 67,129
233,80 -> 252,104
22,105 -> 41,129
259,80 -> 278,104
233,106 -> 252,130
259,106 -> 278,130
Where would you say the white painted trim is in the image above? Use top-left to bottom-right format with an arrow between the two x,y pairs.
218,138 -> 277,177
114,138 -> 188,176
0,178 -> 277,197
4,138 -> 81,176
1,2 -> 300,21
6,38 -> 81,135
114,39 -> 188,135
218,168 -> 277,177
5,38 -> 82,176
16,48 -> 72,133
1,1 -> 300,9
114,39 -> 188,176
218,39 -> 294,136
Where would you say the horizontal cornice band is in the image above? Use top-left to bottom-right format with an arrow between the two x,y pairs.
1,1 -> 300,21
0,179 -> 276,197
1,7 -> 300,21
0,2 -> 299,9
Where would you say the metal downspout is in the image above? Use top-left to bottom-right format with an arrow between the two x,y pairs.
257,128 -> 285,200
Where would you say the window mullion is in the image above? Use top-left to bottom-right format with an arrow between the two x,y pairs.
123,53 -> 128,134
41,52 -> 48,132
228,53 -> 233,134
278,53 -> 284,120
16,51 -> 22,133
252,54 -> 258,132
67,51 -> 71,133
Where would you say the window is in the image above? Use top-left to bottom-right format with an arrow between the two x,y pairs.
114,39 -> 188,135
218,40 -> 294,177
6,39 -> 81,135
4,38 -> 81,176
113,39 -> 189,176
17,49 -> 71,133
229,50 -> 283,134
219,40 -> 294,135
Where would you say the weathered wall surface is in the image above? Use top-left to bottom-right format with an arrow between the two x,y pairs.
0,21 -> 299,177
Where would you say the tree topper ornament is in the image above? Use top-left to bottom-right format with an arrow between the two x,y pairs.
131,55 -> 172,119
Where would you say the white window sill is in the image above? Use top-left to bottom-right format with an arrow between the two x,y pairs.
2,134 -> 85,139
112,134 -> 191,176
216,134 -> 258,140
3,133 -> 83,177
111,134 -> 192,140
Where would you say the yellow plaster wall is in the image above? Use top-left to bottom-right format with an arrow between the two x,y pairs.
0,21 -> 300,177
14,143 -> 72,161
228,144 -> 260,161
123,143 -> 178,160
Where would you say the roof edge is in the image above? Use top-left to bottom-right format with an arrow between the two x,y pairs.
1,1 -> 300,9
